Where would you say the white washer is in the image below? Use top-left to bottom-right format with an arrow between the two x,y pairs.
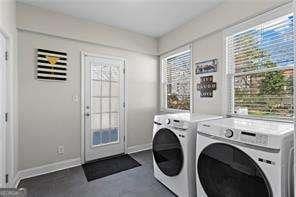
196,117 -> 294,197
153,113 -> 222,197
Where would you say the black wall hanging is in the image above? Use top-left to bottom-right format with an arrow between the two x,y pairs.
196,76 -> 217,97
37,49 -> 68,81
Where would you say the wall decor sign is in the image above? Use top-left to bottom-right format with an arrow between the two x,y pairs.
195,59 -> 217,75
37,49 -> 68,81
196,76 -> 217,97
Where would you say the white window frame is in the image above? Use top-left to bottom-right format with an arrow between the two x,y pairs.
160,45 -> 193,112
223,3 -> 293,122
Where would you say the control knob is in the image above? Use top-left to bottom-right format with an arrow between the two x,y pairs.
224,129 -> 233,138
166,119 -> 171,125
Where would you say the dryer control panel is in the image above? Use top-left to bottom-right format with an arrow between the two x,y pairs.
166,119 -> 190,131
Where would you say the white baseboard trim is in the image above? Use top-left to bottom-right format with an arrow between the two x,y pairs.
12,173 -> 21,188
13,158 -> 81,188
127,143 -> 152,154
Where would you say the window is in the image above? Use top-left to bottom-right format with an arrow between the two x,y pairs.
161,47 -> 192,111
226,13 -> 294,119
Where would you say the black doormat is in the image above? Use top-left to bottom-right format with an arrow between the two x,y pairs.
82,154 -> 141,182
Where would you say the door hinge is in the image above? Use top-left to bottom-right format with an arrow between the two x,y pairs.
5,113 -> 8,122
123,102 -> 126,108
123,68 -> 125,74
5,51 -> 8,61
5,174 -> 8,183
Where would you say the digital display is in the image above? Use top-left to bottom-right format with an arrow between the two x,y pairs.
241,131 -> 256,137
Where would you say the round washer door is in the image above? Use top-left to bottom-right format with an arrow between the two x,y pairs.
153,128 -> 183,177
197,143 -> 272,197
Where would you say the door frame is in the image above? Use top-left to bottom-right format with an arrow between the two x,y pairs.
80,51 -> 127,164
0,28 -> 9,187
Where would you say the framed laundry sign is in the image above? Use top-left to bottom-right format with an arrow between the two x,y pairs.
196,76 -> 217,97
195,59 -> 217,75
36,49 -> 68,81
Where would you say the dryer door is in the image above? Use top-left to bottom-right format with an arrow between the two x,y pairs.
197,143 -> 272,197
153,128 -> 183,177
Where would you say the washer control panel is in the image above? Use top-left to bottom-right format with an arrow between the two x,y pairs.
198,124 -> 269,147
224,129 -> 234,138
240,131 -> 268,146
219,128 -> 269,146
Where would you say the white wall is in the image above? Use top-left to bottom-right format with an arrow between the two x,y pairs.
16,3 -> 158,56
158,0 -> 290,54
159,0 -> 291,116
17,30 -> 158,170
16,3 -> 158,171
0,0 -> 18,186
192,32 -> 223,115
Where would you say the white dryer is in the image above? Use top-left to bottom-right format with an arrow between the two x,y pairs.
196,117 -> 294,197
152,113 -> 222,197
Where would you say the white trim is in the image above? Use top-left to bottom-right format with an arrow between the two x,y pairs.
294,1 -> 296,195
80,51 -> 85,164
126,143 -> 152,154
14,158 -> 81,188
224,3 -> 292,37
80,51 -> 127,162
12,172 -> 20,188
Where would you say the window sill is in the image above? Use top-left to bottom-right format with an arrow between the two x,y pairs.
228,114 -> 294,123
160,108 -> 190,114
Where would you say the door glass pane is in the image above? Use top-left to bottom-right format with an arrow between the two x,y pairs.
110,128 -> 118,142
91,81 -> 101,97
102,65 -> 110,81
111,112 -> 119,128
91,63 -> 120,146
111,98 -> 119,112
111,82 -> 119,97
102,98 -> 110,113
101,81 -> 110,97
93,131 -> 102,145
102,113 -> 109,129
102,129 -> 111,144
92,65 -> 102,80
197,143 -> 271,197
91,114 -> 101,130
91,98 -> 101,114
111,66 -> 120,81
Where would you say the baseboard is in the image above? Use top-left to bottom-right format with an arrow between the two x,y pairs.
13,158 -> 81,188
12,172 -> 21,188
127,143 -> 152,154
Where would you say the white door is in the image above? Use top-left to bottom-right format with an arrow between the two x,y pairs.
0,32 -> 7,186
84,54 -> 125,162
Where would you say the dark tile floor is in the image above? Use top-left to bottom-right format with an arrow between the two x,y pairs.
18,150 -> 175,197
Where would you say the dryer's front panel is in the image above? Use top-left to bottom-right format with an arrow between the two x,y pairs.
153,128 -> 184,177
197,143 -> 272,197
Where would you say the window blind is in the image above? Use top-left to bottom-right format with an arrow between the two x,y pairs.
161,50 -> 191,110
227,14 -> 294,118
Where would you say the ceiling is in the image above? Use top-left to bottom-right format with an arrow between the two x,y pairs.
17,0 -> 223,38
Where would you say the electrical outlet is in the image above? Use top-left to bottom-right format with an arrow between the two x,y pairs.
57,145 -> 64,155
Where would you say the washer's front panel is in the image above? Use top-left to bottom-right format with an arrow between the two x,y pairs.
197,143 -> 272,197
153,128 -> 184,177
